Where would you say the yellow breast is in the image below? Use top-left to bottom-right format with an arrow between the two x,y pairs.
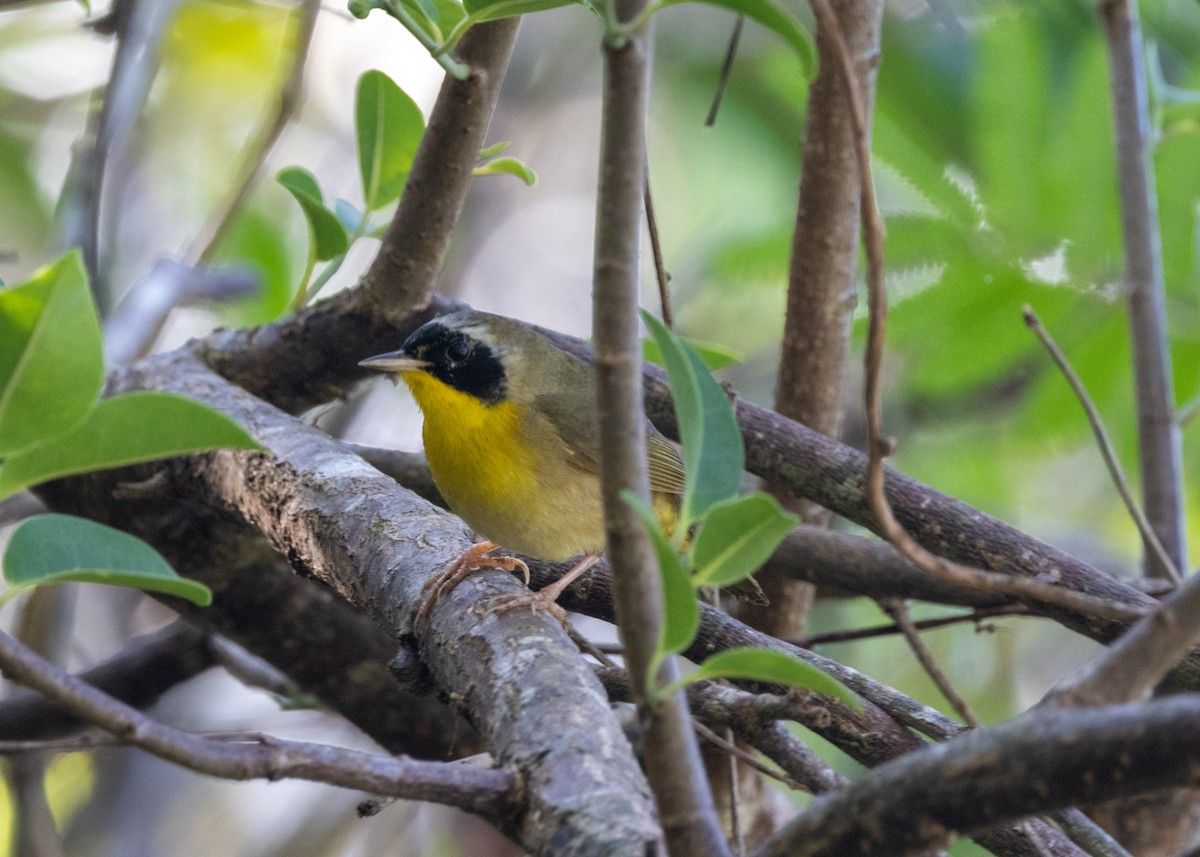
402,370 -> 607,559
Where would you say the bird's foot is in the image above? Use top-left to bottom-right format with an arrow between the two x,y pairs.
416,541 -> 530,626
483,590 -> 570,630
476,551 -> 601,631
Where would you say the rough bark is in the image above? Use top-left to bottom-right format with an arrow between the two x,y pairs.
87,349 -> 662,857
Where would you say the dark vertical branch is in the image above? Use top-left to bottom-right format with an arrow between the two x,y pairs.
741,0 -> 884,640
361,20 -> 520,320
1098,2 -> 1196,848
593,9 -> 731,857
1100,0 -> 1187,580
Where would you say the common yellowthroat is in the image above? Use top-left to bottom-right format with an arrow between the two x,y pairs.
360,309 -> 688,621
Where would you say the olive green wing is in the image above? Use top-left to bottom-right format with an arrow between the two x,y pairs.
534,389 -> 686,495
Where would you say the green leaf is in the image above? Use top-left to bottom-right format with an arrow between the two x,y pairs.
462,0 -> 580,23
685,647 -> 862,710
656,0 -> 813,79
334,198 -> 366,235
623,491 -> 699,657
473,156 -> 537,186
355,70 -> 426,211
277,167 -> 349,261
477,140 -> 511,160
0,251 -> 104,455
210,208 -> 294,326
3,514 -> 212,606
690,493 -> 798,587
410,0 -> 439,24
0,391 -> 263,500
641,310 -> 744,527
642,337 -> 742,371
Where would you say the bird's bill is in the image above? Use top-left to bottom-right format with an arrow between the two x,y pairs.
358,351 -> 430,374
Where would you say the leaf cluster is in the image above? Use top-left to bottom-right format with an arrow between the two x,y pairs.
629,311 -> 859,710
0,253 -> 262,607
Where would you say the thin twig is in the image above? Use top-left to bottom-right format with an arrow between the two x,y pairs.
0,730 -> 274,755
77,0 -> 184,311
0,628 -> 516,817
567,626 -> 620,669
727,726 -> 744,857
691,718 -> 798,792
880,599 -> 981,727
208,635 -> 306,700
791,605 -> 1030,648
187,0 -> 323,266
804,0 -> 1145,626
705,16 -> 744,128
1023,306 -> 1181,583
1050,809 -> 1135,857
643,167 -> 673,328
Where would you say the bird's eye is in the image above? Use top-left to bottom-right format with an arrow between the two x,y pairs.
446,340 -> 471,362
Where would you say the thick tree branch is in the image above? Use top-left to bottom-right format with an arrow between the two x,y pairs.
0,628 -> 515,819
360,20 -> 520,319
745,0 -> 883,638
35,460 -> 476,762
99,351 -> 660,857
751,696 -> 1200,857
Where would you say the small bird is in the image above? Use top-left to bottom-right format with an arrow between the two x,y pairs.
359,309 -> 688,623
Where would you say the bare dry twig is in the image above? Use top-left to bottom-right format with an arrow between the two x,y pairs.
792,605 -> 1029,648
1023,306 -> 1181,583
880,599 -> 981,727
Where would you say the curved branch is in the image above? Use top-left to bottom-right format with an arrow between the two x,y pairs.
0,628 -> 515,819
751,696 -> 1200,857
0,623 -> 214,740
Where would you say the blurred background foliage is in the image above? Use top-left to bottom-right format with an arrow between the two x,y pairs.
1,0 -> 1199,854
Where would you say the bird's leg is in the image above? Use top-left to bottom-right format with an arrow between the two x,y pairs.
416,540 -> 531,626
484,551 -> 602,627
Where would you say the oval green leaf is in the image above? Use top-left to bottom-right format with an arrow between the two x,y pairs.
0,391 -> 263,500
687,647 -> 861,710
477,141 -> 511,160
355,70 -> 426,211
277,167 -> 349,261
0,251 -> 104,455
462,0 -> 580,22
642,337 -> 742,371
473,156 -> 537,186
690,492 -> 799,587
622,490 -> 699,657
3,514 -> 212,606
656,0 -> 813,79
641,310 -> 744,527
